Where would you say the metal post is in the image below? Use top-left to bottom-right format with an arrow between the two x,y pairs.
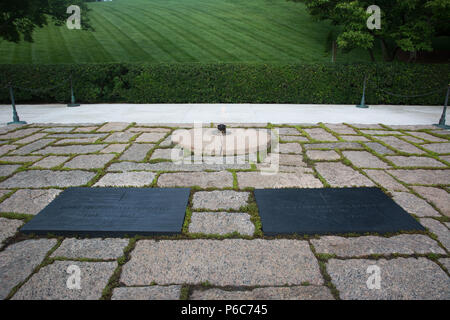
67,75 -> 80,107
7,85 -> 27,125
356,75 -> 369,109
435,85 -> 450,129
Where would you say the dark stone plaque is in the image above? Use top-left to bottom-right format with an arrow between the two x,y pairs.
254,188 -> 425,236
21,187 -> 190,237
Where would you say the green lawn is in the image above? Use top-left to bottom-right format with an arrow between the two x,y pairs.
0,0 -> 380,64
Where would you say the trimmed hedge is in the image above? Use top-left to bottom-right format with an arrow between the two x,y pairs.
0,63 -> 449,105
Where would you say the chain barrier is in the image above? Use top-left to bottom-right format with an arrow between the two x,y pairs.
373,65 -> 449,98
377,84 -> 448,98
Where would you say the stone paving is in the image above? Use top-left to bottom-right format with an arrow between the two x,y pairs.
0,122 -> 448,300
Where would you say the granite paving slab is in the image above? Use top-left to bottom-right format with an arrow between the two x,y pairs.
304,142 -> 363,150
340,135 -> 370,142
0,189 -> 62,215
100,144 -> 128,154
419,218 -> 450,250
135,132 -> 167,143
11,139 -> 55,155
327,258 -> 450,300
0,128 -> 41,140
192,191 -> 249,210
112,286 -> 181,300
311,234 -> 444,257
32,156 -> 70,168
189,212 -> 255,236
94,172 -> 156,187
386,156 -> 446,168
361,130 -> 403,135
306,150 -> 340,161
279,143 -> 302,154
304,128 -> 338,141
0,145 -> 17,156
315,163 -> 374,187
277,127 -> 302,135
108,161 -> 250,172
406,132 -> 447,142
43,127 -> 74,133
121,239 -> 323,286
63,154 -> 115,169
388,169 -> 450,185
150,148 -> 177,160
52,238 -> 129,259
364,142 -> 396,155
54,138 -> 99,145
0,218 -> 23,244
158,171 -> 233,188
363,170 -> 407,192
280,135 -> 309,142
391,192 -> 441,217
412,186 -> 450,216
0,239 -> 57,299
422,143 -> 450,154
0,164 -> 21,176
0,170 -> 96,188
402,136 -> 425,144
439,258 -> 450,271
375,136 -> 425,154
14,133 -> 48,144
127,127 -> 171,133
97,122 -> 129,132
190,286 -> 334,300
73,126 -> 99,132
119,144 -> 154,161
0,156 -> 41,163
343,151 -> 390,169
103,132 -> 135,143
324,124 -> 356,135
278,154 -> 306,166
237,172 -> 323,189
47,133 -> 106,139
34,144 -> 107,155
12,261 -> 117,300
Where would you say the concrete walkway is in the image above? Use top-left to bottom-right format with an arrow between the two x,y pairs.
0,104 -> 448,125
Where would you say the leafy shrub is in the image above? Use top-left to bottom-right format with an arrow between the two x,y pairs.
0,63 -> 448,105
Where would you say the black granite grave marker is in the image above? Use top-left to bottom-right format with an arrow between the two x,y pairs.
254,188 -> 425,235
21,187 -> 190,237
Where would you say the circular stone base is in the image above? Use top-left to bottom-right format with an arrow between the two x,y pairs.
172,128 -> 271,156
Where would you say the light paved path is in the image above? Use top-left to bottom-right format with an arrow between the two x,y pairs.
0,122 -> 449,300
0,104 -> 448,125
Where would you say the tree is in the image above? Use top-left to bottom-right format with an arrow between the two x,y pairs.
291,0 -> 450,61
0,0 -> 91,43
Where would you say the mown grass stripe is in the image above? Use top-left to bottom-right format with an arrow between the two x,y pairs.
146,2 -> 260,62
50,24 -> 75,63
133,3 -> 242,62
96,4 -> 190,62
126,6 -> 217,62
90,8 -> 151,61
201,0 -> 330,60
188,3 -> 297,61
0,0 -> 383,64
100,5 -> 175,63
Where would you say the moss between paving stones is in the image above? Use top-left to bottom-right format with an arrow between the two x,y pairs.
101,238 -> 136,300
0,123 -> 449,299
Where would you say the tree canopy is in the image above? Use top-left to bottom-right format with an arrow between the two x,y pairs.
292,0 -> 450,61
0,0 -> 91,43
